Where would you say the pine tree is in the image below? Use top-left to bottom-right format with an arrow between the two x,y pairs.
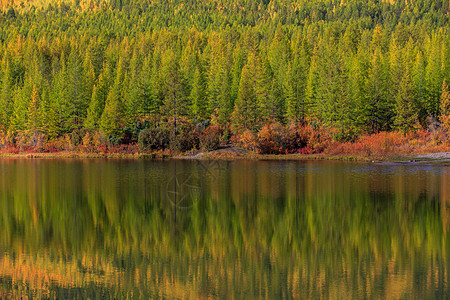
139,56 -> 156,118
268,77 -> 283,122
424,35 -> 443,118
394,67 -> 417,134
161,49 -> 188,134
255,54 -> 275,123
190,64 -> 207,121
207,41 -> 232,125
232,65 -> 258,130
100,60 -> 125,138
0,59 -> 12,130
9,85 -> 30,132
123,50 -> 143,125
412,51 -> 427,125
26,85 -> 41,134
305,49 -> 320,121
285,39 -> 309,123
52,54 -> 73,135
151,51 -> 165,120
440,79 -> 450,137
84,76 -> 106,131
83,52 -> 96,115
67,48 -> 86,127
366,49 -> 392,133
40,85 -> 58,139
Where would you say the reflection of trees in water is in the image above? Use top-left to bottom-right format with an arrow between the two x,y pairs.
0,160 -> 449,298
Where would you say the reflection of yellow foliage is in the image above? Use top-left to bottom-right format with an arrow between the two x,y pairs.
386,269 -> 412,299
0,252 -> 212,299
0,252 -> 124,297
0,160 -> 449,298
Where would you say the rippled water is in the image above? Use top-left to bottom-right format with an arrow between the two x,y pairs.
0,159 -> 449,299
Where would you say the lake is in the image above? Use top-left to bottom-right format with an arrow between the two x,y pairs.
0,159 -> 449,299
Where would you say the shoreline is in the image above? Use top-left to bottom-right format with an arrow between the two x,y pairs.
0,148 -> 449,166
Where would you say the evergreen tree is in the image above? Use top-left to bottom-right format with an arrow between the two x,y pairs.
232,65 -> 258,130
394,67 -> 417,134
412,51 -> 427,125
100,60 -> 125,138
84,73 -> 108,131
52,55 -> 73,135
440,79 -> 450,137
9,84 -> 31,133
424,35 -> 443,118
67,48 -> 86,126
40,85 -> 58,139
0,59 -> 13,130
26,85 -> 42,134
139,56 -> 156,118
161,50 -> 187,134
123,51 -> 142,125
305,49 -> 320,121
190,64 -> 208,121
366,49 -> 392,133
285,39 -> 309,123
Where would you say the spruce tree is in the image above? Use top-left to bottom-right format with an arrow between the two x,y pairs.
26,85 -> 41,134
305,50 -> 320,121
366,49 -> 392,133
161,50 -> 187,134
84,78 -> 105,131
40,85 -> 58,139
232,65 -> 258,130
424,35 -> 443,118
190,64 -> 207,121
412,51 -> 427,125
440,79 -> 450,137
100,60 -> 125,138
0,59 -> 12,130
394,67 -> 417,134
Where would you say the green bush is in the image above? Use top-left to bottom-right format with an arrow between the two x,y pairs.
138,127 -> 170,151
169,132 -> 197,152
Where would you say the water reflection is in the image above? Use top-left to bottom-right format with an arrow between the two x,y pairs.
0,159 -> 449,298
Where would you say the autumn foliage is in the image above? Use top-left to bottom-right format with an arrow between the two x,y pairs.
326,130 -> 450,158
230,122 -> 332,154
1,120 -> 450,158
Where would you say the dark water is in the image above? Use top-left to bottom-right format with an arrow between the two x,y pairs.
0,159 -> 449,299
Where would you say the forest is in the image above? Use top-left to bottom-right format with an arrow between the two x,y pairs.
0,0 -> 449,155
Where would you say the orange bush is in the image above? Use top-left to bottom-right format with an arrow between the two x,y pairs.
285,123 -> 332,153
257,122 -> 287,154
231,129 -> 257,151
200,125 -> 222,151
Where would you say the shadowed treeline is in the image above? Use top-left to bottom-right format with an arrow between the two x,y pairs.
0,160 -> 449,298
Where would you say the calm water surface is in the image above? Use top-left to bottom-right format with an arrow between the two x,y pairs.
0,159 -> 449,299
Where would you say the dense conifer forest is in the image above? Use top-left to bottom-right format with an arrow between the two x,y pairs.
0,0 -> 449,154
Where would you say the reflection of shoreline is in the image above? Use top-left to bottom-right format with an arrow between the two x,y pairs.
1,149 -> 450,166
